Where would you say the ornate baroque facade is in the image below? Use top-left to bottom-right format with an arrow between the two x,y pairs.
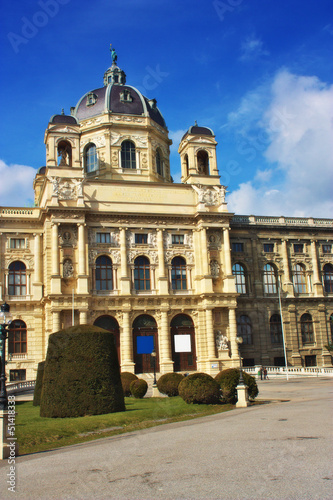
1,54 -> 332,381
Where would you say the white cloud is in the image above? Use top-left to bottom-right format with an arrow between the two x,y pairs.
0,160 -> 36,207
228,70 -> 333,217
239,35 -> 269,62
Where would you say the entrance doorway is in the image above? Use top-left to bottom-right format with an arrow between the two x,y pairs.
171,314 -> 196,372
94,315 -> 120,363
133,315 -> 159,374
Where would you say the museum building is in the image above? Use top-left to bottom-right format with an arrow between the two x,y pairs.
1,54 -> 332,381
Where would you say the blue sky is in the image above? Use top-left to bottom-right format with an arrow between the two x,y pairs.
0,0 -> 332,216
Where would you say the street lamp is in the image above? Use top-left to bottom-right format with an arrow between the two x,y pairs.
151,348 -> 157,386
235,336 -> 244,384
0,303 -> 13,411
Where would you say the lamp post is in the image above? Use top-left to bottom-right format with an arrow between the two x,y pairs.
235,336 -> 244,384
151,348 -> 157,386
0,303 -> 13,411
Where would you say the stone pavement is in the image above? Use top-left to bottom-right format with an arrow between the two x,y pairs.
0,377 -> 332,499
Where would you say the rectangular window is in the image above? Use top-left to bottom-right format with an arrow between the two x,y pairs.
10,238 -> 25,249
135,234 -> 148,244
294,244 -> 303,253
96,233 -> 111,244
172,234 -> 184,245
9,369 -> 26,382
232,242 -> 244,252
264,243 -> 274,253
322,244 -> 332,254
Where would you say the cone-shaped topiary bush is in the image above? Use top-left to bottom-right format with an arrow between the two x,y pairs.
40,325 -> 125,417
121,372 -> 138,396
215,368 -> 259,404
178,373 -> 221,404
130,379 -> 148,398
157,372 -> 184,397
33,361 -> 45,406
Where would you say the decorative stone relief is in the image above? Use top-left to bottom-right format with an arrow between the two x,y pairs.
132,135 -> 147,147
63,258 -> 74,278
112,151 -> 119,167
208,231 -> 222,248
210,260 -> 220,278
94,135 -> 106,148
59,226 -> 78,246
110,250 -> 121,265
89,249 -> 98,265
113,116 -> 143,123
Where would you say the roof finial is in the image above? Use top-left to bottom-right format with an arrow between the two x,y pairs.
194,120 -> 198,126
110,44 -> 117,65
61,108 -> 65,115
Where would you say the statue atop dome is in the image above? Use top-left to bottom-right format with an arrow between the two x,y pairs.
110,44 -> 117,65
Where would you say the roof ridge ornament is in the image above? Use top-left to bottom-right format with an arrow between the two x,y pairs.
110,44 -> 118,65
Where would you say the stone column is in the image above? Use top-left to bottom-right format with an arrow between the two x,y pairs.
223,228 -> 236,293
33,233 -> 43,300
120,228 -> 131,294
77,223 -> 88,294
52,310 -> 61,333
311,240 -> 322,296
159,310 -> 173,373
79,311 -> 88,325
206,309 -> 218,373
121,311 -> 134,372
201,227 -> 209,275
157,229 -> 168,294
51,223 -> 61,294
228,308 -> 240,366
281,239 -> 294,296
288,305 -> 302,366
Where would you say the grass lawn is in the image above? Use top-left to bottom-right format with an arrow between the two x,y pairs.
15,397 -> 233,456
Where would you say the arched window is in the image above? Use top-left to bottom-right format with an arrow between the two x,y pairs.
232,263 -> 247,294
270,314 -> 283,344
263,264 -> 277,294
171,256 -> 187,290
301,313 -> 314,344
156,149 -> 163,176
121,140 -> 136,169
9,261 -> 26,296
323,264 -> 333,293
8,320 -> 27,354
237,315 -> 252,344
85,143 -> 98,173
134,256 -> 150,290
196,150 -> 209,175
184,154 -> 189,177
95,256 -> 113,291
57,140 -> 72,166
293,264 -> 307,293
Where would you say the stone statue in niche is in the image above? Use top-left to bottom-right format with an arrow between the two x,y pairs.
210,259 -> 220,277
63,258 -> 74,278
215,331 -> 229,350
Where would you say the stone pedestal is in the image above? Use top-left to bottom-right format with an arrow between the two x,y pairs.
236,384 -> 249,408
152,385 -> 161,397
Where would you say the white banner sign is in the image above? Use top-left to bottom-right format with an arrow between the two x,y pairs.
174,334 -> 191,353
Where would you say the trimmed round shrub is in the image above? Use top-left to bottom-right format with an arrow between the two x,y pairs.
215,368 -> 259,404
121,372 -> 139,397
157,373 -> 184,397
130,379 -> 148,399
33,361 -> 45,406
40,325 -> 125,418
178,373 -> 220,404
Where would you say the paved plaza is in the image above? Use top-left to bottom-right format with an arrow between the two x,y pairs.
0,377 -> 332,499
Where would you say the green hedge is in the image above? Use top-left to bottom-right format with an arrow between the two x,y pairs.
157,373 -> 184,397
33,361 -> 45,406
215,368 -> 259,404
178,373 -> 220,404
130,379 -> 148,398
121,372 -> 138,397
40,325 -> 125,418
